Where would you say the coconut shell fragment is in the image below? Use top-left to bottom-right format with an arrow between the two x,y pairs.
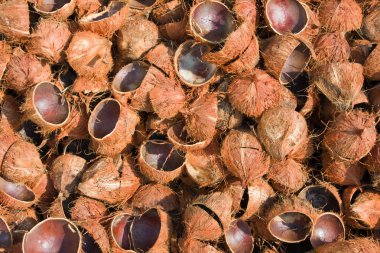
363,44 -> 380,81
361,4 -> 380,42
225,219 -> 254,253
310,212 -> 345,248
0,0 -> 30,42
0,177 -> 36,210
34,0 -> 76,20
0,41 -> 11,80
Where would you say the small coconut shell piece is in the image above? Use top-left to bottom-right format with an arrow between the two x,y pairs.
225,219 -> 254,253
78,156 -> 140,204
0,41 -> 11,80
1,95 -> 23,131
70,196 -> 108,221
23,218 -> 81,253
310,212 -> 345,248
144,43 -> 176,78
138,140 -> 185,183
363,44 -> 380,81
56,102 -> 89,140
361,4 -> 380,42
323,110 -> 376,162
318,0 -> 363,32
313,32 -> 350,64
88,99 -> 139,156
0,0 -> 30,42
0,177 -> 35,210
131,184 -> 180,212
0,216 -> 12,249
27,19 -> 71,64
67,31 -> 113,79
221,129 -> 270,187
71,76 -> 109,94
216,99 -> 243,131
257,107 -> 309,161
34,0 -> 76,20
268,158 -> 308,194
343,186 -> 380,229
314,237 -> 380,253
22,82 -> 70,133
5,49 -> 52,94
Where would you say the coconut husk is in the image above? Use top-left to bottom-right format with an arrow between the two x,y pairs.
0,0 -> 30,42
314,237 -> 380,253
368,83 -> 380,110
310,212 -> 345,248
225,219 -> 254,253
79,221 -> 110,253
233,0 -> 257,25
313,32 -> 350,64
363,44 -> 380,80
0,95 -> 23,131
364,136 -> 380,178
350,39 -> 374,64
71,196 -> 108,222
0,176 -> 36,210
0,206 -> 38,231
299,4 -> 320,41
47,194 -> 69,218
299,86 -> 319,117
72,76 -> 109,94
33,0 -> 76,20
0,41 -> 11,80
76,0 -> 103,18
56,102 -> 89,140
32,173 -> 56,208
178,238 -> 221,253
216,99 -> 243,131
361,3 -> 380,42
144,43 -> 176,78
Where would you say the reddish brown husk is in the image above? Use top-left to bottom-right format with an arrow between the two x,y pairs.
310,212 -> 345,248
5,48 -> 52,94
350,39 -> 374,64
66,31 -> 113,79
267,158 -> 308,194
0,176 -> 36,210
78,156 -> 140,205
323,110 -> 376,162
363,44 -> 380,81
318,0 -> 363,32
314,237 -> 380,253
88,99 -> 139,156
0,41 -> 11,80
313,32 -> 350,64
178,238 -> 221,253
0,0 -> 30,42
1,95 -> 23,131
116,17 -> 159,62
33,0 -> 76,20
144,43 -> 176,78
368,83 -> 380,110
76,0 -> 103,18
221,129 -> 270,187
131,184 -> 180,212
361,3 -> 380,41
70,196 -> 108,221
56,102 -> 89,140
0,120 -> 21,168
216,99 -> 243,131
71,76 -> 109,94
79,221 -> 110,253
27,19 -> 71,64
225,219 -> 254,253
0,207 -> 38,232
50,154 -> 87,197
47,194 -> 69,218
364,137 -> 380,180
1,140 -> 45,188
257,107 -> 309,161
343,186 -> 380,229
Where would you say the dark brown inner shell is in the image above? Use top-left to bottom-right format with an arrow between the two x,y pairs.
225,220 -> 253,253
112,214 -> 134,250
112,62 -> 149,93
80,228 -> 102,253
0,217 -> 12,249
302,186 -> 340,213
33,82 -> 69,125
310,213 -> 344,248
266,0 -> 308,35
36,0 -> 71,12
131,209 -> 161,252
0,177 -> 35,202
90,2 -> 126,21
280,43 -> 311,83
268,212 -> 312,242
23,219 -> 81,253
142,141 -> 185,171
89,100 -> 120,139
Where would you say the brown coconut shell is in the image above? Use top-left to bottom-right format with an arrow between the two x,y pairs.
318,0 -> 363,33
0,176 -> 36,210
50,154 -> 87,197
34,0 -> 76,20
216,99 -> 243,131
32,172 -> 56,208
1,140 -> 45,188
178,238 -> 221,253
310,212 -> 345,248
88,99 -> 139,156
0,215 -> 12,249
70,196 -> 108,222
110,210 -> 135,252
368,83 -> 380,110
0,206 -> 38,232
267,158 -> 308,194
299,4 -> 320,41
116,16 -> 159,62
0,41 -> 11,80
5,48 -> 52,94
221,128 -> 270,187
76,0 -> 103,18
131,184 -> 180,212
363,44 -> 380,81
313,32 -> 350,64
144,43 -> 176,78
314,237 -> 380,253
0,0 -> 30,42
78,156 -> 140,205
47,194 -> 70,218
361,3 -> 380,42
79,221 -> 110,253
1,95 -> 23,131
323,110 -> 376,162
350,39 -> 374,64
67,31 -> 113,79
27,19 -> 71,64
343,186 -> 380,229
138,140 -> 185,183
364,136 -> 380,178
233,0 -> 257,25
225,219 -> 254,253
257,107 -> 309,161
71,76 -> 109,94
56,102 -> 89,140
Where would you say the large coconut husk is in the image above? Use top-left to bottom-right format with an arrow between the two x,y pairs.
67,31 -> 113,79
33,0 -> 76,20
299,4 -> 320,41
5,48 -> 52,94
323,110 -> 376,162
318,0 -> 363,33
0,176 -> 36,210
313,32 -> 350,64
361,3 -> 380,42
78,155 -> 140,204
0,41 -> 11,80
310,212 -> 345,248
314,237 -> 380,253
71,196 -> 108,222
0,0 -> 30,42
363,44 -> 380,81
27,19 -> 71,64
144,43 -> 176,78
221,128 -> 270,187
88,99 -> 139,156
33,173 -> 56,209
47,194 -> 71,218
1,95 -> 23,131
76,0 -> 103,18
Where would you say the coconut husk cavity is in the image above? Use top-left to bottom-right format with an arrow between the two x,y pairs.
33,0 -> 76,20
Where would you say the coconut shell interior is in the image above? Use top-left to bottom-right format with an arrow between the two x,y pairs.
301,185 -> 340,213
0,177 -> 35,202
310,213 -> 344,248
36,0 -> 70,12
280,42 -> 311,83
112,214 -> 134,250
112,62 -> 149,93
89,100 -> 120,139
142,141 -> 185,171
0,217 -> 12,248
225,219 -> 253,253
33,82 -> 69,125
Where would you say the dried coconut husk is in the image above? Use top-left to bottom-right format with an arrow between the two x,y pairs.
5,48 -> 52,94
50,154 -> 87,197
0,41 -> 11,80
299,4 -> 320,41
264,0 -> 309,35
71,76 -> 109,94
265,197 -> 316,243
299,86 -> 319,117
131,184 -> 180,212
129,0 -> 163,11
32,172 -> 56,208
267,158 -> 308,194
364,137 -> 380,179
1,140 -> 45,188
116,16 -> 159,62
225,219 -> 254,253
257,107 -> 309,161
178,238 -> 221,253
138,140 -> 185,183
22,82 -> 70,133
318,0 -> 363,33
144,43 -> 176,78
27,19 -> 71,64
78,155 -> 140,204
350,39 -> 374,64
0,215 -> 12,249
261,35 -> 312,84
221,128 -> 270,187
67,31 -> 113,79
313,32 -> 350,64
76,0 -> 103,18
0,0 -> 30,42
47,194 -> 70,218
216,99 -> 243,131
174,40 -> 218,87
310,212 -> 345,248
314,237 -> 380,253
232,0 -> 257,25
343,186 -> 380,229
88,99 -> 139,156
34,0 -> 76,20
323,110 -> 376,162
368,83 -> 380,110
56,102 -> 89,140
0,176 -> 36,210
0,207 -> 38,232
363,44 -> 380,81
1,95 -> 23,131
361,3 -> 380,42
71,196 -> 108,222
22,218 -> 82,253
184,141 -> 225,188
78,222 -> 110,253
